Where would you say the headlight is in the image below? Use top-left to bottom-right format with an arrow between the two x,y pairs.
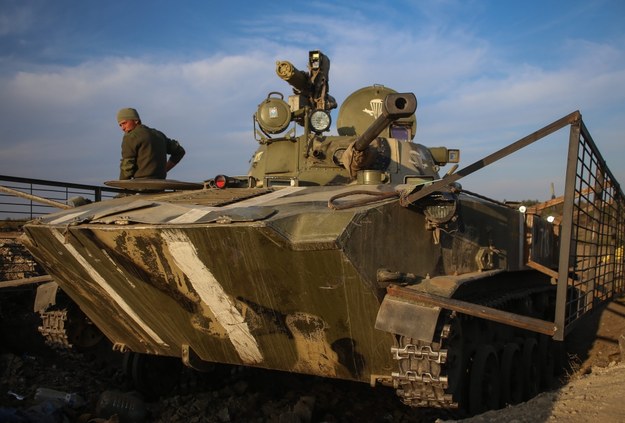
424,196 -> 457,224
256,93 -> 291,134
310,109 -> 331,133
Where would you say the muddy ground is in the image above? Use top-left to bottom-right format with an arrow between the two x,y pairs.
1,294 -> 624,423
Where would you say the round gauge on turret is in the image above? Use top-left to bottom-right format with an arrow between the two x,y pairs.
310,109 -> 331,133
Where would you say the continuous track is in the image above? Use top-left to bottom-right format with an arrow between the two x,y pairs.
390,285 -> 565,414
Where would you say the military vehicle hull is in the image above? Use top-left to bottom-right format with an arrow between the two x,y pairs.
22,183 -> 531,376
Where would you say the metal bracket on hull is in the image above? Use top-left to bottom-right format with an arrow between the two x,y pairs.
182,344 -> 216,372
385,285 -> 557,336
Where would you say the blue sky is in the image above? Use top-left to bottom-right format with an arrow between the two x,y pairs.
1,0 -> 624,201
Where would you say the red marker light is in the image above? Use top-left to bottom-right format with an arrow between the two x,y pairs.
214,175 -> 229,189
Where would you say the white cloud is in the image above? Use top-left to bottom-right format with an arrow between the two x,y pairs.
0,52 -> 280,184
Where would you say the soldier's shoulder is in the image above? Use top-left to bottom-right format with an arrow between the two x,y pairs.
135,124 -> 153,135
124,125 -> 151,141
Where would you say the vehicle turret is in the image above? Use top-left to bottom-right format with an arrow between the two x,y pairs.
249,51 -> 458,188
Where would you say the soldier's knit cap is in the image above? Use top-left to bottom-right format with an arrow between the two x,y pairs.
116,108 -> 141,123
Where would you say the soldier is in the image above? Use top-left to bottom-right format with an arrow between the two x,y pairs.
116,108 -> 186,180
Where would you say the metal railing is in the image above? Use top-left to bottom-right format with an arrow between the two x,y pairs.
555,119 -> 625,339
0,175 -> 124,282
397,111 -> 625,341
0,175 -> 123,220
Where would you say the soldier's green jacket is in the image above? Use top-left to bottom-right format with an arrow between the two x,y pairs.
119,124 -> 185,180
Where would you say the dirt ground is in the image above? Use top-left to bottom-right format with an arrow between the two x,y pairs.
1,295 -> 625,423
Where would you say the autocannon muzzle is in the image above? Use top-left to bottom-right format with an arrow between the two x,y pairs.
353,93 -> 417,152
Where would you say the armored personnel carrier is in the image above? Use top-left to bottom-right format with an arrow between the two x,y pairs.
21,50 -> 625,414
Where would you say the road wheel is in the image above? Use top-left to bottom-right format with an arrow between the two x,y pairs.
468,344 -> 501,415
500,342 -> 523,405
538,335 -> 560,389
521,337 -> 540,400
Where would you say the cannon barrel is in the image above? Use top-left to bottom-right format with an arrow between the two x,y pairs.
275,60 -> 310,94
353,93 -> 417,152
